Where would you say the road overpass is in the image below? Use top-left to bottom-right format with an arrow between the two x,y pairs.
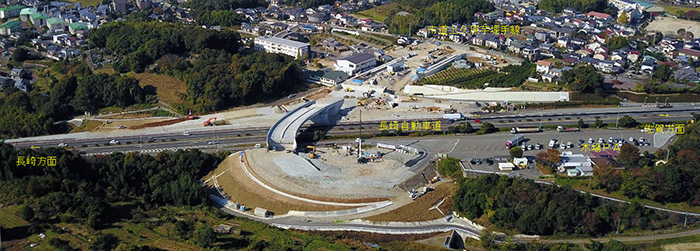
267,99 -> 344,151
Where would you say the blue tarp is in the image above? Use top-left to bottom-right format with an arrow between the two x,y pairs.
352,79 -> 363,83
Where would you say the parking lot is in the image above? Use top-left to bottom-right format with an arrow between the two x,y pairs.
415,128 -> 674,178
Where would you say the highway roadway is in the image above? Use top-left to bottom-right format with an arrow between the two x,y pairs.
6,105 -> 697,155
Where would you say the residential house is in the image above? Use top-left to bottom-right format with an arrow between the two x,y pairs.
319,71 -> 349,86
536,60 -> 552,73
0,20 -> 22,35
679,48 -> 700,61
30,12 -> 49,28
0,5 -> 24,18
19,7 -> 36,22
14,78 -> 30,92
112,0 -> 126,14
68,22 -> 88,34
46,17 -> 65,31
334,52 -> 376,75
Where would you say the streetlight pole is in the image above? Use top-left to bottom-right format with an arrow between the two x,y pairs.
644,96 -> 648,106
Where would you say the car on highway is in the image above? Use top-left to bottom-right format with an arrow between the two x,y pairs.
109,140 -> 120,145
474,119 -> 481,123
254,143 -> 262,148
183,131 -> 191,136
58,143 -> 68,147
208,140 -> 219,145
147,137 -> 156,142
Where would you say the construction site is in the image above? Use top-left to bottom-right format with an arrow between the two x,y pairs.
204,137 -> 442,219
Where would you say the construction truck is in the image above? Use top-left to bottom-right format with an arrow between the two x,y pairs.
307,146 -> 316,158
430,176 -> 440,183
188,110 -> 197,120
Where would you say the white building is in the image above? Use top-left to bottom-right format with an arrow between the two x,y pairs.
334,53 -> 376,76
558,151 -> 594,176
253,36 -> 309,59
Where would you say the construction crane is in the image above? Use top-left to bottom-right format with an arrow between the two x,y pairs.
307,146 -> 316,158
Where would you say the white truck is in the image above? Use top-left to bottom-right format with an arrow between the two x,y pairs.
510,127 -> 541,134
443,113 -> 465,121
505,134 -> 525,149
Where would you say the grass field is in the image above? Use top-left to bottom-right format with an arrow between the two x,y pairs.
351,2 -> 401,22
660,4 -> 700,16
63,0 -> 102,7
364,181 -> 457,222
127,72 -> 186,106
70,119 -> 103,132
0,205 -> 28,228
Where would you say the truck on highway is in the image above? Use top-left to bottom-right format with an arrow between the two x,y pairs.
505,134 -> 525,149
557,126 -> 581,132
510,127 -> 541,134
443,113 -> 465,121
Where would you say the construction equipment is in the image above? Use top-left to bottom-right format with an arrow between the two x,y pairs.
307,146 -> 316,158
357,98 -> 367,106
203,117 -> 217,126
188,110 -> 197,120
430,176 -> 440,184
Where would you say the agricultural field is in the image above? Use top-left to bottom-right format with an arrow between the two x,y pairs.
417,68 -> 499,88
416,63 -> 535,89
350,2 -> 401,22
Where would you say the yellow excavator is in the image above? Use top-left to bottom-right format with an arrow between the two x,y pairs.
307,146 -> 316,158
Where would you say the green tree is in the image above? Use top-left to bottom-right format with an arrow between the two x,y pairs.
578,119 -> 586,129
562,65 -> 605,94
90,234 -> 120,251
194,226 -> 217,248
22,206 -> 35,221
476,122 -> 497,134
593,118 -> 604,128
438,157 -> 461,178
510,146 -> 523,159
617,115 -> 638,128
618,10 -> 628,24
174,220 -> 192,240
652,64 -> 673,82
11,47 -> 29,62
617,144 -> 640,166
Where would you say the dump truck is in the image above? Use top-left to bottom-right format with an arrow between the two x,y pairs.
556,126 -> 581,132
510,127 -> 541,134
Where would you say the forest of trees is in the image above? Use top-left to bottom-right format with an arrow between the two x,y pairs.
0,62 -> 150,138
384,0 -> 494,35
91,21 -> 305,113
89,22 -> 241,73
537,0 -> 607,13
454,174 -> 677,236
561,65 -> 605,95
593,124 -> 700,205
155,49 -> 304,113
0,143 -> 220,230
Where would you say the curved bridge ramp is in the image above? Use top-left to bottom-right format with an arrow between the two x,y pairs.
267,99 -> 344,151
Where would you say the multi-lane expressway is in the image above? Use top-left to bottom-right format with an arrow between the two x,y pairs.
6,104 -> 698,155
